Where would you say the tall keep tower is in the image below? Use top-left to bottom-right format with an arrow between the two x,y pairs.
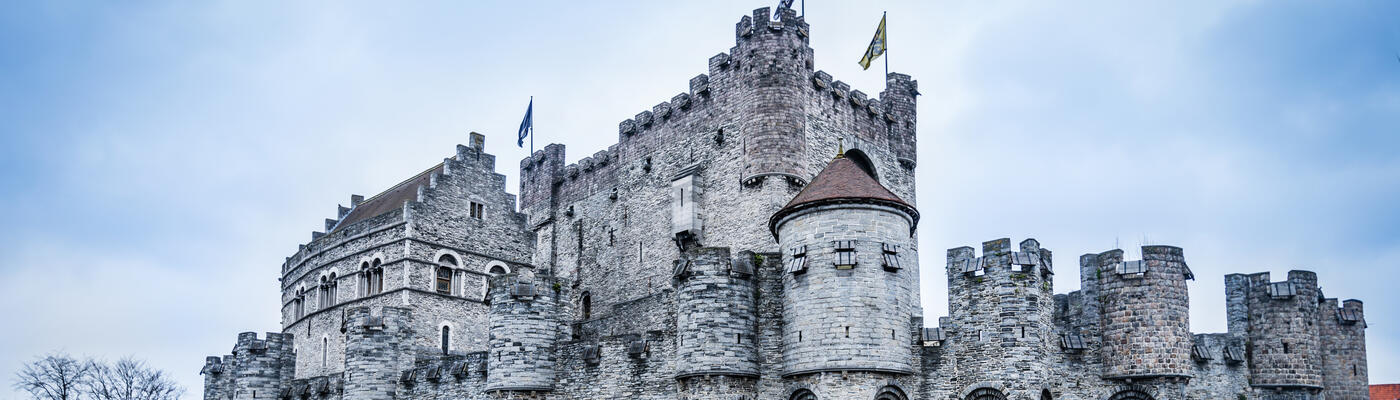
734,7 -> 813,185
770,154 -> 920,377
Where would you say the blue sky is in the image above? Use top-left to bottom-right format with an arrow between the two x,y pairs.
1,1 -> 1397,397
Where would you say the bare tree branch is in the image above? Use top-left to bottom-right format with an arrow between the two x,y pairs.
11,352 -> 91,400
82,356 -> 184,400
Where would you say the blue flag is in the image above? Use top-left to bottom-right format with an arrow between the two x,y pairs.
517,98 -> 533,148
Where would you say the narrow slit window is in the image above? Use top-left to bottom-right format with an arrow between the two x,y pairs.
441,326 -> 450,354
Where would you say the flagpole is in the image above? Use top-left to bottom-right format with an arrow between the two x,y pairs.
883,11 -> 889,79
526,95 -> 532,153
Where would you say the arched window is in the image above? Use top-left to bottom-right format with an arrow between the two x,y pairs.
441,326 -> 450,355
875,386 -> 907,400
966,388 -> 1007,400
844,149 -> 879,182
327,272 -> 337,305
436,254 -> 457,295
364,259 -> 384,296
1040,389 -> 1052,400
1107,389 -> 1153,400
293,287 -> 306,319
319,276 -> 330,308
790,389 -> 817,400
321,337 -> 328,368
580,292 -> 593,320
488,264 -> 508,275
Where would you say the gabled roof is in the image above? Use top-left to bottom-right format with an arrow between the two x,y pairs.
329,163 -> 443,234
768,155 -> 919,239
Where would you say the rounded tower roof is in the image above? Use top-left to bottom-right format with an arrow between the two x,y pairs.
768,154 -> 919,240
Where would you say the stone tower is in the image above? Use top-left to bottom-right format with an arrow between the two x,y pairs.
1319,298 -> 1368,400
673,247 -> 759,399
944,238 -> 1056,399
486,274 -> 561,392
769,153 -> 921,394
1096,246 -> 1194,380
1243,271 -> 1326,398
342,307 -> 413,400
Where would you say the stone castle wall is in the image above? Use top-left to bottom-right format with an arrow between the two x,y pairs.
199,6 -> 1369,400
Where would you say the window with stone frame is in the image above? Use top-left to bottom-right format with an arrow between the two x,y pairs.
319,276 -> 331,308
435,266 -> 453,295
833,240 -> 857,269
469,202 -> 484,219
881,243 -> 902,271
363,259 -> 385,296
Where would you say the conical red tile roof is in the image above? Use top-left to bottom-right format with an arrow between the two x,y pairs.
768,155 -> 919,239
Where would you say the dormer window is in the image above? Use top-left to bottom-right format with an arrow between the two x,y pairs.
1060,334 -> 1087,353
961,257 -> 985,277
786,245 -> 808,275
1010,251 -> 1038,273
833,240 -> 857,269
1338,308 -> 1362,325
1269,282 -> 1296,299
1223,346 -> 1245,364
1191,344 -> 1213,362
1116,260 -> 1146,278
881,243 -> 902,271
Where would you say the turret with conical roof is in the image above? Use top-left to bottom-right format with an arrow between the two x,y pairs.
770,152 -> 921,379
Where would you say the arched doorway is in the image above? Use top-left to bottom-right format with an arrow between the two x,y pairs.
966,388 -> 1007,400
1107,389 -> 1153,400
875,386 -> 907,400
790,389 -> 817,400
1041,389 -> 1053,400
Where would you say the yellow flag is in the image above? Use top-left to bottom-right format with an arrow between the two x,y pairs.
858,15 -> 887,70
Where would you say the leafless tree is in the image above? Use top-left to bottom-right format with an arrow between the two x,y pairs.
83,357 -> 184,400
11,352 -> 91,400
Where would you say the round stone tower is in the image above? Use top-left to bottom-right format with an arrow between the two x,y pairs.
735,7 -> 813,185
943,238 -> 1056,398
486,274 -> 560,392
769,153 -> 920,377
1096,246 -> 1193,380
1245,270 -> 1324,391
674,247 -> 759,399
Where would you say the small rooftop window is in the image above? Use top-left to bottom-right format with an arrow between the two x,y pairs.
672,260 -> 692,280
627,339 -> 649,358
582,345 -> 601,365
1010,251 -> 1039,272
399,369 -> 417,383
425,366 -> 442,381
961,257 -> 985,277
1060,334 -> 1087,352
1182,263 -> 1195,280
833,240 -> 857,269
882,243 -> 902,272
1191,344 -> 1213,362
786,245 -> 808,275
920,327 -> 946,346
1269,282 -> 1296,299
1223,346 -> 1245,364
1338,308 -> 1362,325
1116,260 -> 1147,277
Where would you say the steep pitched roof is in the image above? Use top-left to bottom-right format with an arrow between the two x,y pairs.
329,163 -> 443,234
768,155 -> 919,239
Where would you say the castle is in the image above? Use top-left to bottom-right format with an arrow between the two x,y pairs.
198,7 -> 1370,400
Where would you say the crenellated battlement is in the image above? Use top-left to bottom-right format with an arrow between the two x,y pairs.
945,238 -> 1054,281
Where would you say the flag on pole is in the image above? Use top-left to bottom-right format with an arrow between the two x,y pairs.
517,97 -> 533,148
858,14 -> 887,70
773,0 -> 794,20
